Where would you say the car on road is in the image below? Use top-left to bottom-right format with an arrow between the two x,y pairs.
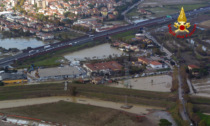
89,35 -> 94,37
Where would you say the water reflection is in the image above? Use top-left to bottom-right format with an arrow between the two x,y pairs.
64,43 -> 124,62
0,34 -> 45,50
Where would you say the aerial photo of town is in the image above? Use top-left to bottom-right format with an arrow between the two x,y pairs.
0,0 -> 210,125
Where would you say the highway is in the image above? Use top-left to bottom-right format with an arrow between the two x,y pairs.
0,6 -> 210,67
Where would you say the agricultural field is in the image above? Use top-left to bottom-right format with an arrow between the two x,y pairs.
111,29 -> 138,41
55,31 -> 84,41
127,3 -> 209,19
192,75 -> 210,98
198,20 -> 210,29
0,101 -> 147,126
141,0 -> 208,6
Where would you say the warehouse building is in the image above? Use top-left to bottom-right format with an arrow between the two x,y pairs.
37,66 -> 81,80
0,72 -> 27,84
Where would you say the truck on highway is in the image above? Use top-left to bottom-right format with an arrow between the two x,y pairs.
44,45 -> 51,49
29,50 -> 35,53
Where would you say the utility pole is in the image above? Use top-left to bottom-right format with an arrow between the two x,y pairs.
64,81 -> 67,91
121,48 -> 133,109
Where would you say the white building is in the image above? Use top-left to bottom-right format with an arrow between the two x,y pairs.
150,61 -> 162,69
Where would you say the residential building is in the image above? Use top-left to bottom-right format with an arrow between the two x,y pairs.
150,61 -> 162,69
138,57 -> 150,64
83,61 -> 123,76
188,65 -> 199,71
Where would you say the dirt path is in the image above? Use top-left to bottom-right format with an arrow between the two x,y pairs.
0,96 -> 164,115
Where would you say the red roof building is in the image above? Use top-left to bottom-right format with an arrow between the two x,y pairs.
188,65 -> 199,70
138,57 -> 150,64
83,61 -> 122,76
150,61 -> 162,69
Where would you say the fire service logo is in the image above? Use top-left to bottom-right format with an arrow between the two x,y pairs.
168,7 -> 196,38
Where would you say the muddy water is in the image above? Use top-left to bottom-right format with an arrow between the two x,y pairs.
64,43 -> 124,62
109,75 -> 172,92
0,34 -> 44,50
0,96 -> 164,115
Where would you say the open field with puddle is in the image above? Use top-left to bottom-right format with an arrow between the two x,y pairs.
109,75 -> 172,92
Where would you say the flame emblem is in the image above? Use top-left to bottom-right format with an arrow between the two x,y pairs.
174,7 -> 191,33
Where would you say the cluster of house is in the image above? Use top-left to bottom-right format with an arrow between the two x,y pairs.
111,32 -> 156,52
73,15 -> 122,32
0,61 -> 124,85
188,64 -> 200,76
138,57 -> 167,69
137,9 -> 152,15
2,0 -> 122,20
0,13 -> 67,40
112,42 -> 140,52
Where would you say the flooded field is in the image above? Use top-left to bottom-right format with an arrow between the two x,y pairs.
64,43 -> 123,62
0,34 -> 44,50
192,75 -> 210,97
109,75 -> 172,92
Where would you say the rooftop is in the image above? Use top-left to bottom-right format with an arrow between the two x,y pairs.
38,66 -> 80,77
150,61 -> 162,66
85,61 -> 122,71
188,65 -> 199,69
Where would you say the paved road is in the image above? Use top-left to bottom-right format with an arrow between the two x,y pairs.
145,33 -> 172,59
178,68 -> 192,124
121,0 -> 144,16
187,78 -> 195,94
0,6 -> 210,67
122,0 -> 144,24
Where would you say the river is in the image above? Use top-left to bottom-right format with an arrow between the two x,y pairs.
0,34 -> 45,50
64,43 -> 124,62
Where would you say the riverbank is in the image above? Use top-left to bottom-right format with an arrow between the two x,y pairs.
64,43 -> 123,62
0,83 -> 176,108
0,33 -> 45,50
13,40 -> 106,68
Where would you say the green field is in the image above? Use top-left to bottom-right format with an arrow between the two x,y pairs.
197,112 -> 210,126
0,101 -> 142,126
127,3 -> 209,18
0,83 -> 176,108
55,31 -> 84,41
111,30 -> 138,41
149,4 -> 209,17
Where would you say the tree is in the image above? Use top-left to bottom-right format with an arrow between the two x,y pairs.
153,48 -> 162,55
171,67 -> 178,92
64,11 -> 70,18
159,119 -> 172,126
0,81 -> 4,86
69,86 -> 77,96
88,4 -> 94,9
199,120 -> 207,126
